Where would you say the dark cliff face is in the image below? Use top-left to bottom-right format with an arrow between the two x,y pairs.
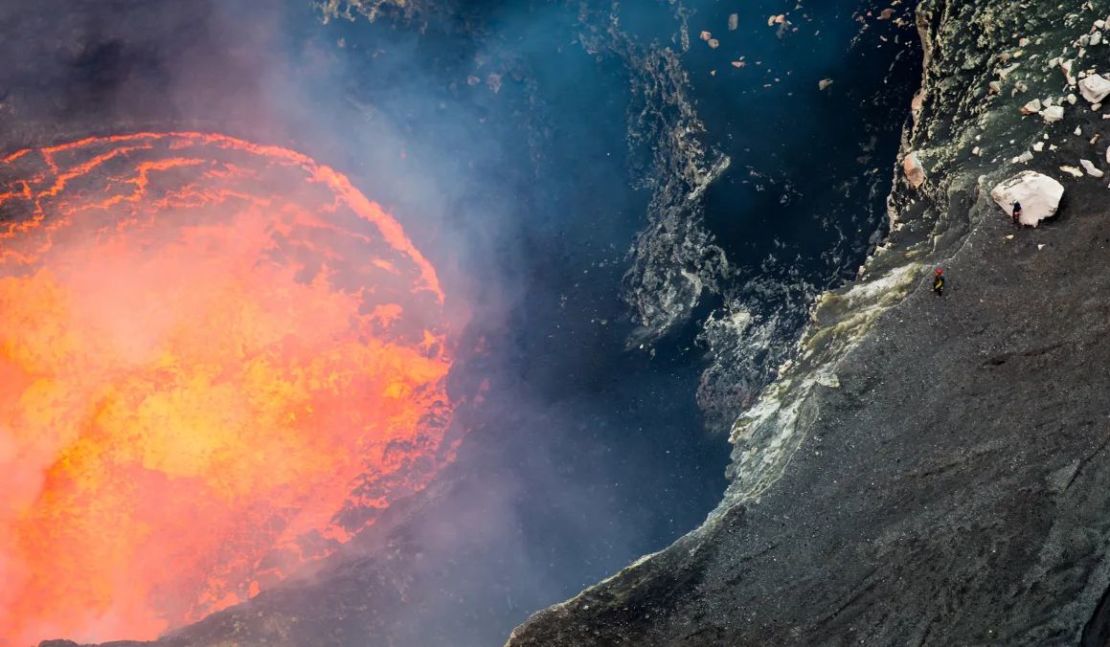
507,0 -> 1110,645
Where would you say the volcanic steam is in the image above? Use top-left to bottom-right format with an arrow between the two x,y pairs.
0,132 -> 455,644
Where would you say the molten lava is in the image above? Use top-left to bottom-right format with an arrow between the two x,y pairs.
0,132 -> 455,645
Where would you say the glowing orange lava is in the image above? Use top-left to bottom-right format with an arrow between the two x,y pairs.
0,132 -> 456,645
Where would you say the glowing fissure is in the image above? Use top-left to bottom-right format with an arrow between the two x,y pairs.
0,132 -> 456,644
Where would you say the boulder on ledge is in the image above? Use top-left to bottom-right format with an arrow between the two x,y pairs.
990,171 -> 1064,227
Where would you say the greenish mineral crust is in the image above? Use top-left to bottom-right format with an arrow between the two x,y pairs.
506,1 -> 1110,644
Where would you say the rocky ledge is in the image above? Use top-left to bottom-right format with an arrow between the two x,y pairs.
507,0 -> 1110,645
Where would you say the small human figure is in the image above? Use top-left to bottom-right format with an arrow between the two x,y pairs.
1012,201 -> 1023,228
933,267 -> 946,297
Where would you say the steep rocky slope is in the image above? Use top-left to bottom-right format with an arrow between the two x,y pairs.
507,1 -> 1110,644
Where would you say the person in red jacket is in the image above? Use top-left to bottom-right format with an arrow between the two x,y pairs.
933,267 -> 945,297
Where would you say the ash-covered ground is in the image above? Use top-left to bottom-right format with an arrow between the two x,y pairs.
1,1 -> 921,646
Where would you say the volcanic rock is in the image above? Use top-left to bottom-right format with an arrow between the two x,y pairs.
1080,74 -> 1110,104
990,171 -> 1064,226
1082,159 -> 1105,178
902,151 -> 926,188
1020,98 -> 1042,115
1042,104 -> 1065,122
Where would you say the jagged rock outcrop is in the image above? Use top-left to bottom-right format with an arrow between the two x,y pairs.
507,0 -> 1110,645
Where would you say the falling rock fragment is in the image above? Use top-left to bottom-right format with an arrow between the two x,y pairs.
1080,74 -> 1110,104
902,152 -> 926,189
990,170 -> 1064,227
1081,159 -> 1105,178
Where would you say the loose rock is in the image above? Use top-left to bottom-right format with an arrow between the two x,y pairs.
1081,159 -> 1105,177
1042,105 -> 1065,122
1079,74 -> 1110,103
903,152 -> 926,189
990,170 -> 1065,226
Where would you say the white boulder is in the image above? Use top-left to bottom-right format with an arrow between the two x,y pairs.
1080,74 -> 1110,104
990,171 -> 1065,227
1042,105 -> 1065,122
